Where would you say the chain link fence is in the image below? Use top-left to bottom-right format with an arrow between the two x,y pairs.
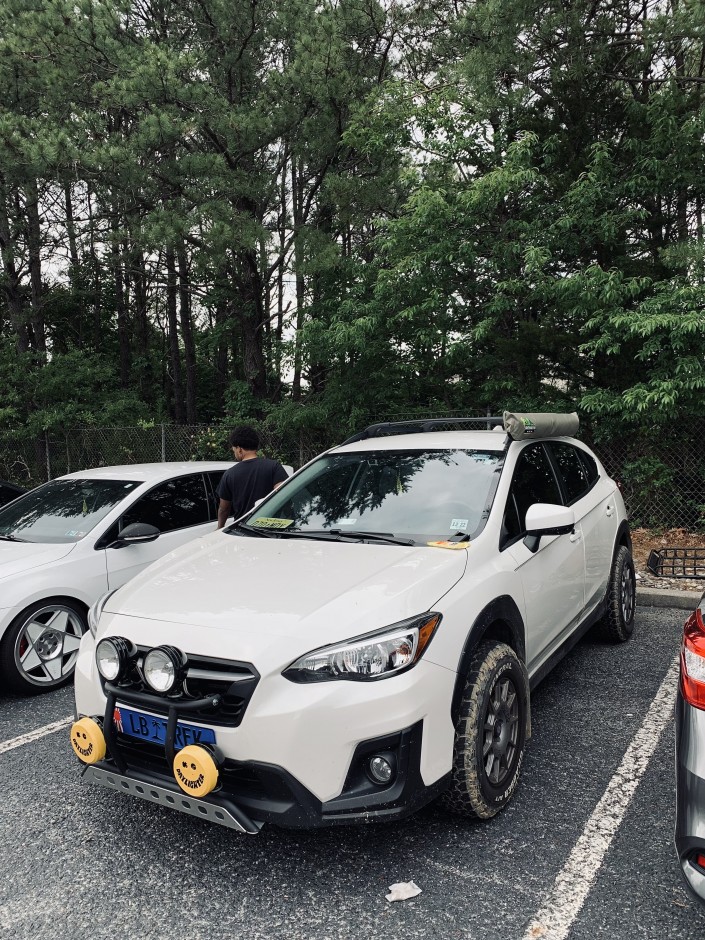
0,419 -> 703,530
0,424 -> 330,491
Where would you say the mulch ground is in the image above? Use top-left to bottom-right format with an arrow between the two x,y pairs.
631,527 -> 705,593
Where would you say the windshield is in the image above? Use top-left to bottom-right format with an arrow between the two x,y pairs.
243,449 -> 504,544
0,479 -> 141,544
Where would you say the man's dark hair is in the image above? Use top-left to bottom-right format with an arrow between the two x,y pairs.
229,426 -> 260,451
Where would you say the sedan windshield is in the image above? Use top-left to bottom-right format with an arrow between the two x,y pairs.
244,449 -> 504,544
0,479 -> 141,544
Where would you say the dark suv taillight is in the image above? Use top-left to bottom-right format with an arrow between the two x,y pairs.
681,598 -> 705,710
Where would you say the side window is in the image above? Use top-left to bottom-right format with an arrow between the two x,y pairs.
548,442 -> 590,504
207,471 -> 225,520
120,474 -> 209,533
502,492 -> 522,545
578,449 -> 599,487
0,484 -> 20,504
501,444 -> 561,547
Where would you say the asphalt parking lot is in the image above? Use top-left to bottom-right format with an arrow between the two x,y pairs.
1,606 -> 704,940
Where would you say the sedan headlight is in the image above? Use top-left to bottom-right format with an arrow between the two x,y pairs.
88,589 -> 118,637
283,613 -> 441,683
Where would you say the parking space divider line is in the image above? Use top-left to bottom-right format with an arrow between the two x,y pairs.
0,716 -> 72,756
522,653 -> 680,940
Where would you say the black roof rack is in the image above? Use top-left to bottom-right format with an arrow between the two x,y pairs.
341,417 -> 505,445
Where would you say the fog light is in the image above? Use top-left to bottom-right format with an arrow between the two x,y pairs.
70,716 -> 106,765
143,645 -> 187,694
368,755 -> 394,785
96,636 -> 135,682
173,745 -> 219,797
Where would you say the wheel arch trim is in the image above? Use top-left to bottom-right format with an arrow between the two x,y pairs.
450,595 -> 526,726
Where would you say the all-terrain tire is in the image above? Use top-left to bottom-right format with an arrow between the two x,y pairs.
441,640 -> 528,820
597,544 -> 636,644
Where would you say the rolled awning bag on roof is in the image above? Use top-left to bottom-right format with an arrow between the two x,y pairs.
503,411 -> 579,441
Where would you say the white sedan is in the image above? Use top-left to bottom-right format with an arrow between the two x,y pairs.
0,462 -> 233,694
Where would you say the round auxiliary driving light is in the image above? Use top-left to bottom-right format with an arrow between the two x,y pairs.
96,636 -> 135,682
70,716 -> 106,765
173,745 -> 219,797
368,755 -> 394,785
143,645 -> 188,694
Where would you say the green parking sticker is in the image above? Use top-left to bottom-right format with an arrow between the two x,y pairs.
250,517 -> 295,529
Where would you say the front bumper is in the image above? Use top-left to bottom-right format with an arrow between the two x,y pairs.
74,631 -> 454,830
80,716 -> 447,830
675,690 -> 705,906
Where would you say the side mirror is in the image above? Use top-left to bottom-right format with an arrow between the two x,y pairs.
109,522 -> 160,549
523,503 -> 575,553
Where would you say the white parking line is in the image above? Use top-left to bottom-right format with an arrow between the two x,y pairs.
522,653 -> 680,940
0,716 -> 73,755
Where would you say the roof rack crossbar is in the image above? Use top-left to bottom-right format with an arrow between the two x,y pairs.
341,417 -> 505,445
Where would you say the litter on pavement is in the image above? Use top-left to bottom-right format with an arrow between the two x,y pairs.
385,881 -> 422,902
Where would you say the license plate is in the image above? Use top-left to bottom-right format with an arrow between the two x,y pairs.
114,705 -> 216,748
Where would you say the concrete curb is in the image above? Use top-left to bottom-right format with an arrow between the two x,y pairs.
636,586 -> 700,610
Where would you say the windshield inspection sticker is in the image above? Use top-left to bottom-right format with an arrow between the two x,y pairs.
250,517 -> 294,529
336,518 -> 358,525
450,519 -> 469,531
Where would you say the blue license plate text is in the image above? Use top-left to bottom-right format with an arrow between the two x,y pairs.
114,705 -> 216,748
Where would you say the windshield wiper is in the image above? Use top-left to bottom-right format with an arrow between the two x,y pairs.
0,534 -> 28,542
276,529 -> 348,542
228,522 -> 281,539
328,530 -> 414,546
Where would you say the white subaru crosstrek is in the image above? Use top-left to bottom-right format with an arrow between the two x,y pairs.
71,413 -> 635,832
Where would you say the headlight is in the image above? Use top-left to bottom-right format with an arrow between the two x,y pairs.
143,645 -> 188,694
88,589 -> 118,637
96,636 -> 136,682
283,613 -> 441,683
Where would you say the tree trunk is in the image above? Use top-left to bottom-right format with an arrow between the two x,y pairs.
111,219 -> 131,387
291,154 -> 306,400
177,245 -> 197,423
25,178 -> 46,356
236,248 -> 268,401
166,247 -> 185,422
0,177 -> 29,354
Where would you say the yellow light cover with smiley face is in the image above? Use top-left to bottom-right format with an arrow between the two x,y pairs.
70,717 -> 106,764
173,745 -> 219,797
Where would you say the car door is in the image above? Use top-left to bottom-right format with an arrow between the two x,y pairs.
103,472 -> 213,591
501,442 -> 586,673
546,442 -> 618,616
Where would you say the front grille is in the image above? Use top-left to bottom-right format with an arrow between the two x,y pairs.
101,649 -> 259,728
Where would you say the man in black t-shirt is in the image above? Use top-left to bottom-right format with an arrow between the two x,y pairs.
216,426 -> 288,529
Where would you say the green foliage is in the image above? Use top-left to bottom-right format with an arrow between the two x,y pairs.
0,0 -> 704,495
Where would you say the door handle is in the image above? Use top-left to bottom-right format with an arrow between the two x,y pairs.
605,504 -> 614,517
569,530 -> 581,543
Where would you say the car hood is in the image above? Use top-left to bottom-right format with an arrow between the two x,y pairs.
104,534 -> 467,651
0,540 -> 76,582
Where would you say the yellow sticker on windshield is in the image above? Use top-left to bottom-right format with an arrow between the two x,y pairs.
427,540 -> 471,550
250,517 -> 294,529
